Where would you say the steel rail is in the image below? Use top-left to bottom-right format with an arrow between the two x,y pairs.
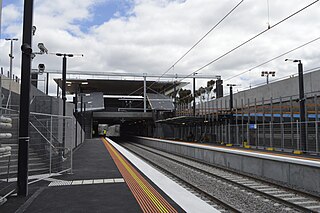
120,142 -> 241,213
127,141 -> 320,213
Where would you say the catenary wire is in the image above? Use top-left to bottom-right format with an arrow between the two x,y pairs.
128,0 -> 245,96
161,35 -> 320,95
225,35 -> 320,82
159,0 -> 319,94
183,0 -> 319,80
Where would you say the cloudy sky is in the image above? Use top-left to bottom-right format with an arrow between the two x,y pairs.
0,0 -> 320,96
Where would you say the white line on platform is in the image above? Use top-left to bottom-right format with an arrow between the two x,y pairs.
138,136 -> 320,168
48,178 -> 124,187
107,137 -> 219,213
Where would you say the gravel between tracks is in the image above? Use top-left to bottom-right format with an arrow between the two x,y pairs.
123,143 -> 300,213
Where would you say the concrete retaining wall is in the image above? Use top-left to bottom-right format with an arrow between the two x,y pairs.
136,137 -> 320,196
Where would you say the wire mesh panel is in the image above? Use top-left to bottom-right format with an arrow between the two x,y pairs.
29,113 -> 73,176
0,113 -> 19,181
305,121 -> 318,153
272,123 -> 282,149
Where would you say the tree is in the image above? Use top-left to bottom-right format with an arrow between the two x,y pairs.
205,80 -> 215,100
177,89 -> 193,104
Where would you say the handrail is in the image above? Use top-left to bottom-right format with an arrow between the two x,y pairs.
30,115 -> 61,146
0,106 -> 73,119
30,121 -> 73,174
29,122 -> 55,148
30,112 -> 73,119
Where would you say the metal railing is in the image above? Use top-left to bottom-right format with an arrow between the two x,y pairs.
29,112 -> 74,175
177,120 -> 320,154
0,107 -> 74,181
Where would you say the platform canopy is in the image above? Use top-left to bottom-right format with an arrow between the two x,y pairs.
54,79 -> 188,96
155,116 -> 206,125
147,93 -> 174,111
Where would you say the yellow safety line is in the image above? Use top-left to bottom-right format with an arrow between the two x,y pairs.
106,140 -> 168,213
103,138 -> 169,213
169,139 -> 320,162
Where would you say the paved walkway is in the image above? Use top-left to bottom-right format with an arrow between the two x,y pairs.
1,138 -> 184,213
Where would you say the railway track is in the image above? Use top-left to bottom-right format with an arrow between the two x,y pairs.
120,141 -> 320,212
121,143 -> 241,213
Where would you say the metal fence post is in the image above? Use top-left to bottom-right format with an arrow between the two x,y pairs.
262,97 -> 265,147
228,123 -> 231,144
315,95 -> 319,153
241,99 -> 244,143
257,124 -> 260,148
269,121 -> 272,148
281,122 -> 284,151
290,96 -> 294,148
236,125 -> 239,146
49,116 -> 53,174
296,120 -> 300,150
70,148 -> 73,174
316,121 -> 319,154
247,123 -> 249,145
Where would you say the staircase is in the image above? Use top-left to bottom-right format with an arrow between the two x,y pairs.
0,143 -> 50,180
0,114 -> 52,199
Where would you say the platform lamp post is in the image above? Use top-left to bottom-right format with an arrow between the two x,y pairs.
285,59 -> 306,152
226,84 -> 237,114
227,84 -> 237,144
55,53 -> 83,153
5,38 -> 18,110
261,71 -> 276,84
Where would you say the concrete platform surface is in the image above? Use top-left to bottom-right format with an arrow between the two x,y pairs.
0,138 -> 184,213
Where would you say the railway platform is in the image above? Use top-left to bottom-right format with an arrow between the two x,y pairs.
136,136 -> 320,196
0,138 -> 217,213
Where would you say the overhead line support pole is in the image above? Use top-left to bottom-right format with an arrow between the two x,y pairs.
143,74 -> 147,113
298,61 -> 306,151
193,73 -> 196,116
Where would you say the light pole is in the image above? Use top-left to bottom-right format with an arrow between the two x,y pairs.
226,84 -> 237,113
285,59 -> 306,152
55,53 -> 83,151
261,71 -> 276,84
227,84 -> 237,143
18,0 -> 34,197
5,38 -> 18,109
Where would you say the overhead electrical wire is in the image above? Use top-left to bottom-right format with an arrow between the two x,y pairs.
158,0 -> 319,94
154,0 -> 245,81
177,65 -> 320,102
240,66 -> 320,91
178,36 -> 320,98
225,35 -> 320,82
128,0 -> 245,96
182,0 -> 319,80
161,35 -> 320,96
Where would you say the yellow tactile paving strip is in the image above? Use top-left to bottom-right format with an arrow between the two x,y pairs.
194,143 -> 320,162
102,137 -> 178,213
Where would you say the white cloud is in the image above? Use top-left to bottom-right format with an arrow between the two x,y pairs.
2,4 -> 21,24
1,0 -> 320,96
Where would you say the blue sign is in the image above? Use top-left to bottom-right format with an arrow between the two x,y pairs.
249,124 -> 257,129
